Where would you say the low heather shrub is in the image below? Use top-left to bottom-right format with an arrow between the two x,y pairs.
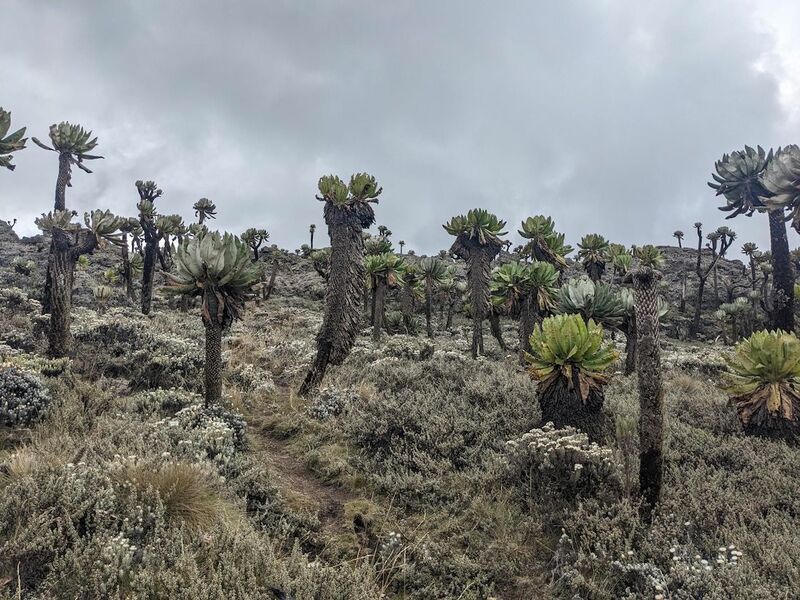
336,354 -> 538,503
307,386 -> 359,421
131,388 -> 202,416
72,310 -> 203,391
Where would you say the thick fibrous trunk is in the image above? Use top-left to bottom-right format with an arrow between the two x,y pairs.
425,280 -> 434,338
712,264 -> 720,307
453,239 -> 499,359
142,227 -> 158,315
518,295 -> 536,362
538,373 -> 607,442
300,202 -> 373,396
691,277 -> 706,337
55,153 -> 71,211
265,259 -> 279,300
586,262 -> 605,283
121,233 -> 134,301
624,316 -> 637,376
633,267 -> 664,517
467,252 -> 488,357
157,243 -> 169,272
47,232 -> 76,357
43,154 -> 74,314
401,284 -> 414,333
363,286 -> 370,322
488,310 -> 506,350
204,319 -> 223,406
370,277 -> 378,325
768,209 -> 794,331
42,240 -> 55,314
445,300 -> 455,331
372,282 -> 386,342
47,229 -> 97,357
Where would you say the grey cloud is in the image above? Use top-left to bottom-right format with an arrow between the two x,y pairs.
2,0 -> 798,259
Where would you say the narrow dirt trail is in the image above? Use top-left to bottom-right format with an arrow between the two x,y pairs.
253,430 -> 354,537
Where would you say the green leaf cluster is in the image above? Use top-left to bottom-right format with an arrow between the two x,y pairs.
708,145 -> 772,218
443,209 -> 507,246
0,108 -> 27,171
364,252 -> 405,288
723,330 -> 800,428
166,232 -> 261,327
490,261 -> 558,312
518,215 -> 572,267
318,173 -> 382,205
526,314 -> 618,401
557,278 -> 624,328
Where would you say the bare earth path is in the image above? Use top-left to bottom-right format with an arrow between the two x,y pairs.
252,429 -> 353,538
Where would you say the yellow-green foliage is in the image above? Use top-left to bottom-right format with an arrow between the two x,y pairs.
167,232 -> 260,327
0,107 -> 27,171
526,314 -> 618,401
317,172 -> 382,205
364,252 -> 405,288
443,209 -> 507,245
634,244 -> 665,268
723,329 -> 800,429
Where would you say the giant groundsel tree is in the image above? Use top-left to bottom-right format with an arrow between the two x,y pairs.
166,232 -> 260,406
419,256 -> 448,337
491,261 -> 558,359
36,210 -> 124,357
35,122 -> 102,313
444,209 -> 506,358
137,180 -> 163,315
365,252 -> 405,342
709,145 -> 794,331
193,198 -> 217,224
242,228 -> 269,262
32,122 -> 102,211
577,234 -> 610,282
526,313 -> 618,441
300,173 -> 382,395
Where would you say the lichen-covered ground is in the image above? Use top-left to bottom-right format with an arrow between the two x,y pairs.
1,235 -> 799,599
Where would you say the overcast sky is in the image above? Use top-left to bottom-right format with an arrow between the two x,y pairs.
3,0 -> 800,256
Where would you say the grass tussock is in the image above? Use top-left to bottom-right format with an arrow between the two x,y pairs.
116,461 -> 228,529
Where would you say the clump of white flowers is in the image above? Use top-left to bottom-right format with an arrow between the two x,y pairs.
131,388 -> 202,415
11,257 -> 36,276
667,543 -> 742,573
0,286 -> 32,308
98,533 -> 137,595
155,403 -> 246,468
380,337 -> 435,361
0,366 -> 51,426
307,386 -> 357,420
0,351 -> 70,377
504,423 -> 621,498
72,310 -> 204,391
227,362 -> 277,396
